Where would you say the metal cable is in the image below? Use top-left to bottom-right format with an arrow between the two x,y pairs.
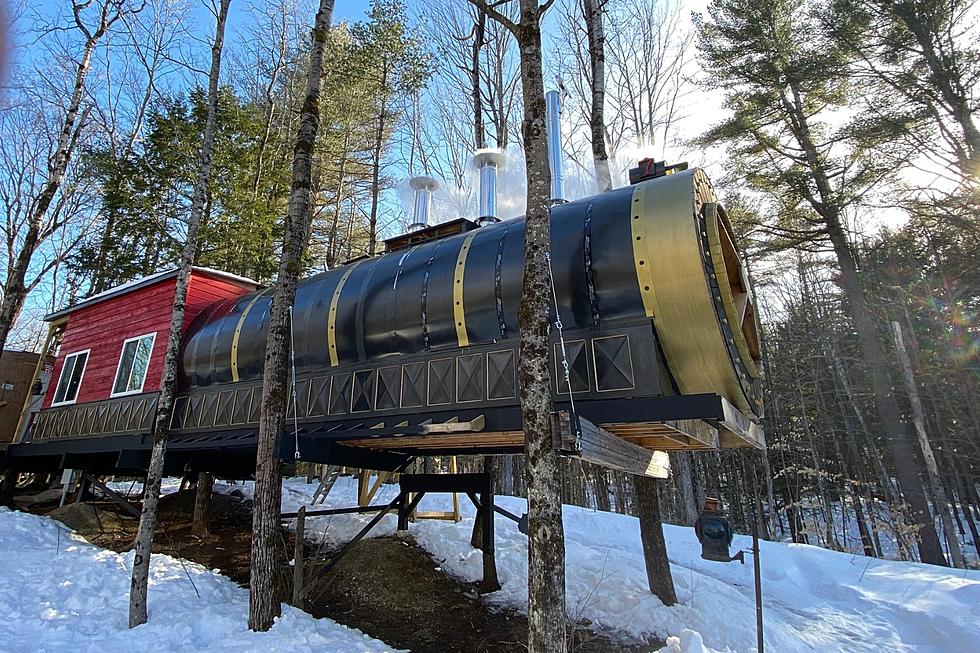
546,252 -> 580,441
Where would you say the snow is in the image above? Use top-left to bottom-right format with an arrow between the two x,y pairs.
0,506 -> 399,652
218,476 -> 980,653
774,495 -> 978,566
49,476 -> 980,652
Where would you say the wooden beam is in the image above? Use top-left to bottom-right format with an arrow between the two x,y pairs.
717,397 -> 765,449
420,414 -> 485,434
82,472 -> 140,517
291,506 -> 305,607
555,412 -> 670,479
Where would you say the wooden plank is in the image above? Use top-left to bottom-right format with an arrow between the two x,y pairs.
342,410 -> 741,455
420,414 -> 485,434
717,396 -> 765,449
555,412 -> 670,479
605,419 -> 718,448
351,431 -> 522,450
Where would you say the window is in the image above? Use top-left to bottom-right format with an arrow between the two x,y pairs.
52,350 -> 89,405
112,333 -> 156,396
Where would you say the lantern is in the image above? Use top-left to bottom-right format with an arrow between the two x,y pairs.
695,498 -> 735,562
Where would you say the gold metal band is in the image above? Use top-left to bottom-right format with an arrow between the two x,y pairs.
630,182 -> 657,318
453,231 -> 478,347
328,260 -> 364,367
231,290 -> 268,383
633,169 -> 754,414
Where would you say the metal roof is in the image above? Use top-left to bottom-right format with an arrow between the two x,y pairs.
44,267 -> 261,322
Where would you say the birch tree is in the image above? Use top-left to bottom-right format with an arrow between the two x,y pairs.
88,0 -> 190,294
581,0 -> 612,191
128,0 -> 231,627
0,0 -> 142,358
249,0 -> 335,631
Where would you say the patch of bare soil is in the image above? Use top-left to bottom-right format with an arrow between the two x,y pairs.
89,488 -> 279,587
24,485 -> 660,652
302,535 -> 658,653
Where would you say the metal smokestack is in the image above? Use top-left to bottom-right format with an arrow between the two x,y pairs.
474,148 -> 505,226
408,176 -> 438,232
545,89 -> 565,203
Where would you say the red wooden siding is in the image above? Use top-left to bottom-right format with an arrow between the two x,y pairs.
184,274 -> 253,331
44,271 -> 255,408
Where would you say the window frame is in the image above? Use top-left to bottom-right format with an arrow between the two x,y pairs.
110,332 -> 157,398
51,348 -> 91,407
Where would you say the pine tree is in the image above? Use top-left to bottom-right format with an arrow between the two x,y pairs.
696,0 -> 949,565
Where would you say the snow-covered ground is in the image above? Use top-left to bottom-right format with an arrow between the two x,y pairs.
773,496 -> 978,566
16,476 -> 980,653
223,476 -> 980,653
0,506 -> 397,653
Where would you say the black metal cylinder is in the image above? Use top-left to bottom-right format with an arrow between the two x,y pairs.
181,184 -> 644,388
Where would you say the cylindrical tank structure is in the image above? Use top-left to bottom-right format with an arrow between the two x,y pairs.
545,90 -> 565,203
182,168 -> 762,416
474,148 -> 505,225
408,176 -> 438,232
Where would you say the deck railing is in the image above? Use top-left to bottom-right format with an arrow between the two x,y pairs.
29,392 -> 159,441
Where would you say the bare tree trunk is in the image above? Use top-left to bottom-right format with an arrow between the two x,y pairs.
129,0 -> 231,628
635,476 -> 677,605
468,2 -> 566,650
326,129 -> 351,268
582,0 -> 612,192
0,1 -> 132,357
514,11 -> 564,653
891,321 -> 965,568
671,452 -> 698,525
249,0 -> 335,632
778,79 -> 948,566
367,73 -> 389,256
472,10 -> 487,150
90,215 -> 118,295
192,472 -> 214,539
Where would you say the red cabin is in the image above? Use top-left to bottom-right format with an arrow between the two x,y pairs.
39,268 -> 258,414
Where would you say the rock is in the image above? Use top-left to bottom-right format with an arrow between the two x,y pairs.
46,503 -> 132,534
12,487 -> 65,509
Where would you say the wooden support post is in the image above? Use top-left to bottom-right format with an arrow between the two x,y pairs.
292,506 -> 306,607
74,474 -> 90,505
468,490 -> 484,548
82,472 -> 140,517
635,475 -> 677,605
357,469 -> 385,506
480,487 -> 501,593
397,492 -> 410,533
357,469 -> 367,505
450,456 -> 461,522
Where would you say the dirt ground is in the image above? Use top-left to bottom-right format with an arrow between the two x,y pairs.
20,485 -> 660,653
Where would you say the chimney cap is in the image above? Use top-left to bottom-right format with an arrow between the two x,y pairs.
409,175 -> 439,191
628,159 -> 689,185
473,148 -> 505,168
